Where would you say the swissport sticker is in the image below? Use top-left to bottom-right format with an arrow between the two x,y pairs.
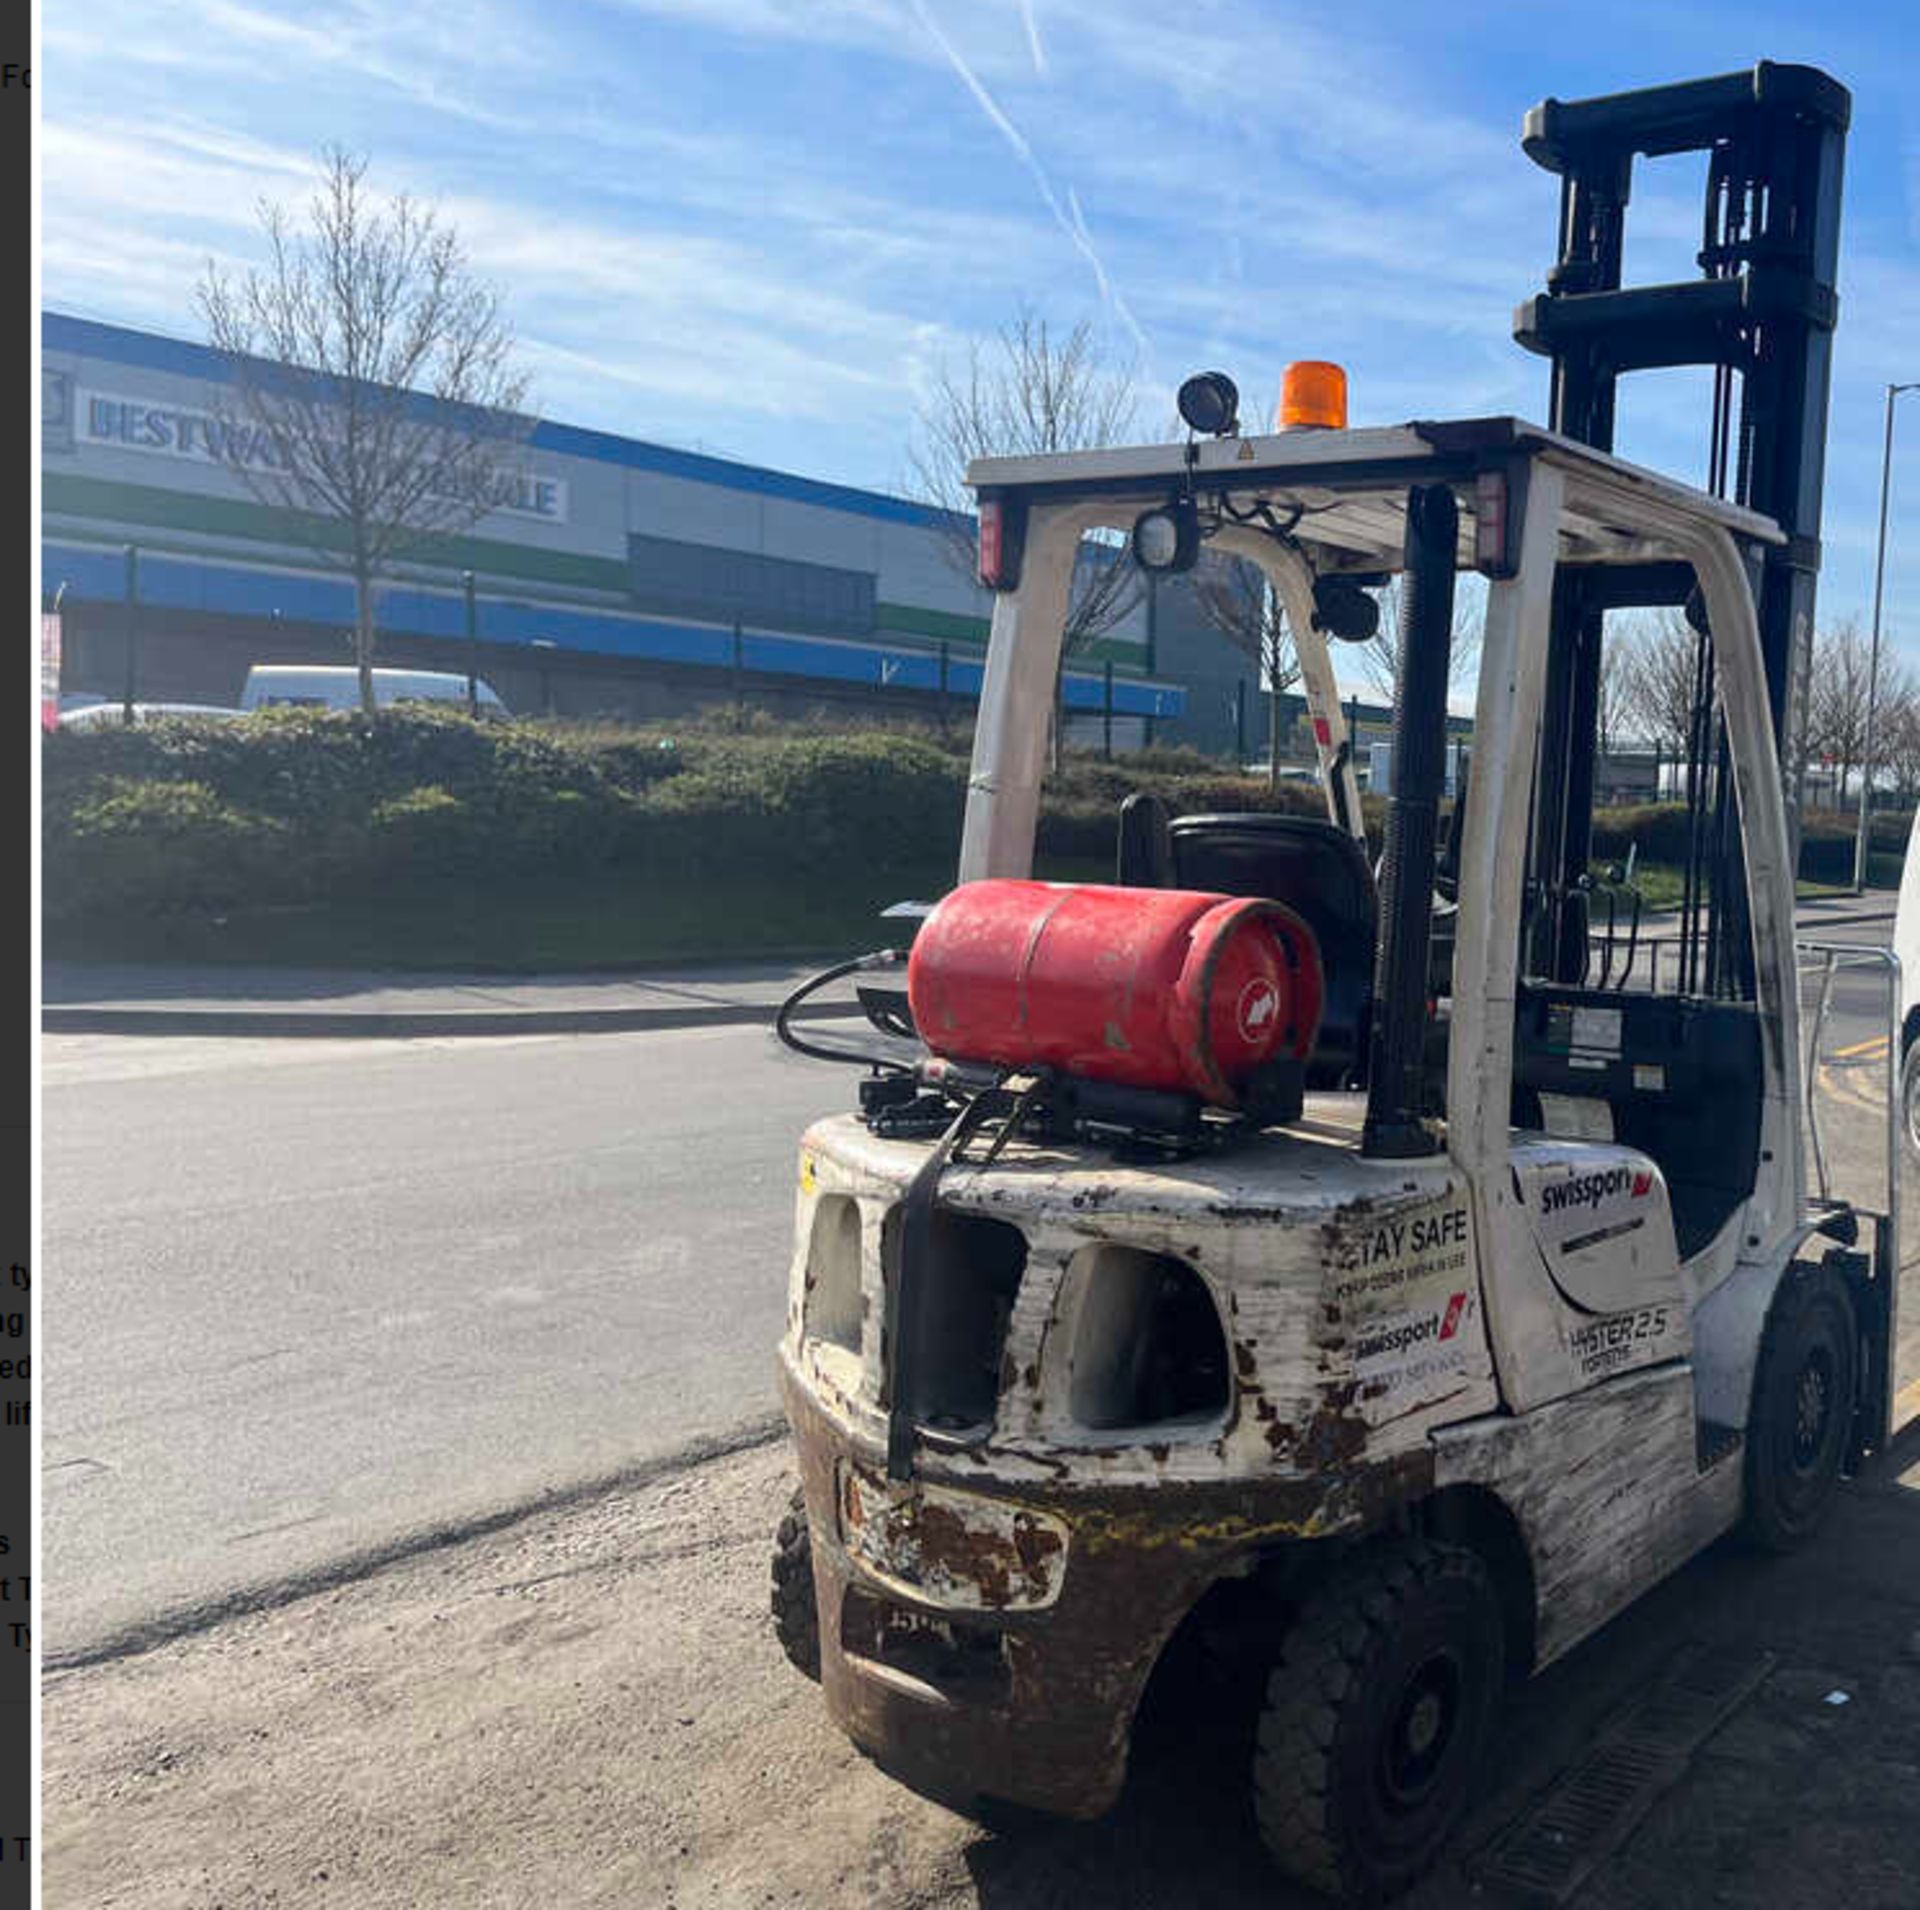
1539,1163 -> 1655,1254
1519,1151 -> 1668,1259
1512,1140 -> 1681,1322
1352,1289 -> 1474,1371
1325,1187 -> 1489,1416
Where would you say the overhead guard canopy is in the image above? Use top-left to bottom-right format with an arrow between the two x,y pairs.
967,417 -> 1784,579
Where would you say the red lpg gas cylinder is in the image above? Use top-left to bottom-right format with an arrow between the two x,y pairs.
906,881 -> 1324,1110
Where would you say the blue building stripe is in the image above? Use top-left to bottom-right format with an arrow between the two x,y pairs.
43,540 -> 1185,717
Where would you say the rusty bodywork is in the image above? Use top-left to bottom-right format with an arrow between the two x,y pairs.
781,1105 -> 1494,1816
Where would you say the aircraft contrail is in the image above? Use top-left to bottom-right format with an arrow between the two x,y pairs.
910,0 -> 1147,353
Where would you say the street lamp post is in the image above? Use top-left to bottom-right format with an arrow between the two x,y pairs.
120,545 -> 141,725
1854,381 -> 1919,890
463,570 -> 478,718
531,637 -> 557,718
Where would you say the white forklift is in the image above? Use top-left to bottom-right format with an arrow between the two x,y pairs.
771,64 -> 1899,1901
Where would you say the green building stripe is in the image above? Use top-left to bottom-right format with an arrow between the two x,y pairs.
1068,634 -> 1148,666
874,599 -> 987,644
43,471 -> 632,594
873,602 -> 1144,669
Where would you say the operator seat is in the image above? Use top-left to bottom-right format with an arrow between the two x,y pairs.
1117,797 -> 1378,1089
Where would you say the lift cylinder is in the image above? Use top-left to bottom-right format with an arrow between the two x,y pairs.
906,880 -> 1323,1110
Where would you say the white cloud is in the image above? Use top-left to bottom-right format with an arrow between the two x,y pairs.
47,0 -> 559,130
596,0 -> 918,60
45,121 -> 313,233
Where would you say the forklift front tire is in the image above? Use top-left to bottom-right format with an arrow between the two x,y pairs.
1740,1262 -> 1858,1554
771,1486 -> 821,1680
1901,1033 -> 1920,1154
1253,1537 -> 1502,1903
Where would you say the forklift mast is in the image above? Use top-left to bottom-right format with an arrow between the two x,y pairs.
1514,63 -> 1849,990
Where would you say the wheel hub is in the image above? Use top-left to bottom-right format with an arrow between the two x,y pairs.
1405,1690 -> 1444,1759
1381,1655 -> 1461,1809
1793,1354 -> 1831,1468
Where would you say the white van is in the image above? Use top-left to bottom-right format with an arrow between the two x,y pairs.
1895,811 -> 1920,1079
239,665 -> 511,715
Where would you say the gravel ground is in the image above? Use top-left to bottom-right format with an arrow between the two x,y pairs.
43,1437 -> 993,1910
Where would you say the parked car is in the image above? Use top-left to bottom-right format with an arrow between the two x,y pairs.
238,665 -> 511,715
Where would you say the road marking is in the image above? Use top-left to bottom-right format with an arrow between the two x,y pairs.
1832,1036 -> 1890,1059
1816,1069 -> 1888,1118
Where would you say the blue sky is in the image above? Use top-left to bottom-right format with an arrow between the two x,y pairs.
42,1 -> 1920,653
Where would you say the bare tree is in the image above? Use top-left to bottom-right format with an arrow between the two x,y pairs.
1356,573 -> 1485,701
1595,621 -> 1633,758
910,305 -> 1143,659
1873,680 -> 1920,804
199,147 -> 531,714
1852,648 -> 1920,806
1805,616 -> 1880,804
1614,609 -> 1703,763
1191,551 -> 1299,785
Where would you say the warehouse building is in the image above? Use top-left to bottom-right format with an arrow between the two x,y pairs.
41,313 -> 1297,749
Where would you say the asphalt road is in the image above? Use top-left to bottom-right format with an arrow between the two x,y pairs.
43,1024 -> 850,1658
44,925 -> 1903,1664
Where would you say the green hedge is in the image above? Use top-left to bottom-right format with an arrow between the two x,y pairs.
1590,801 -> 1911,884
640,732 -> 967,874
39,714 -> 963,925
47,777 -> 288,917
46,709 -> 1902,938
44,709 -> 1369,931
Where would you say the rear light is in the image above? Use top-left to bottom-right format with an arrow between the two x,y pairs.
1473,468 -> 1516,578
976,493 -> 1025,591
977,498 -> 1003,588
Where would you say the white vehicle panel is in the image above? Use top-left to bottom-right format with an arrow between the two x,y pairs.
1510,1139 -> 1688,1390
1432,1363 -> 1743,1667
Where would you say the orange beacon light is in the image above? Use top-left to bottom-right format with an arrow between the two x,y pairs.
1275,360 -> 1348,430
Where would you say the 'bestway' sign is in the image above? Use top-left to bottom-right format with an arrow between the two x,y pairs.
78,388 -> 568,523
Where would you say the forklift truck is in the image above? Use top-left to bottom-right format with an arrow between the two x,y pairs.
769,65 -> 1898,1901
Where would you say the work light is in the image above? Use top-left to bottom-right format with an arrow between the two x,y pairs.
1132,498 -> 1201,573
1177,371 -> 1240,438
1311,576 -> 1379,641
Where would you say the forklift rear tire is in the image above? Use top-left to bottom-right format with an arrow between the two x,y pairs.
1252,1537 -> 1502,1903
1740,1262 -> 1858,1554
771,1486 -> 821,1680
